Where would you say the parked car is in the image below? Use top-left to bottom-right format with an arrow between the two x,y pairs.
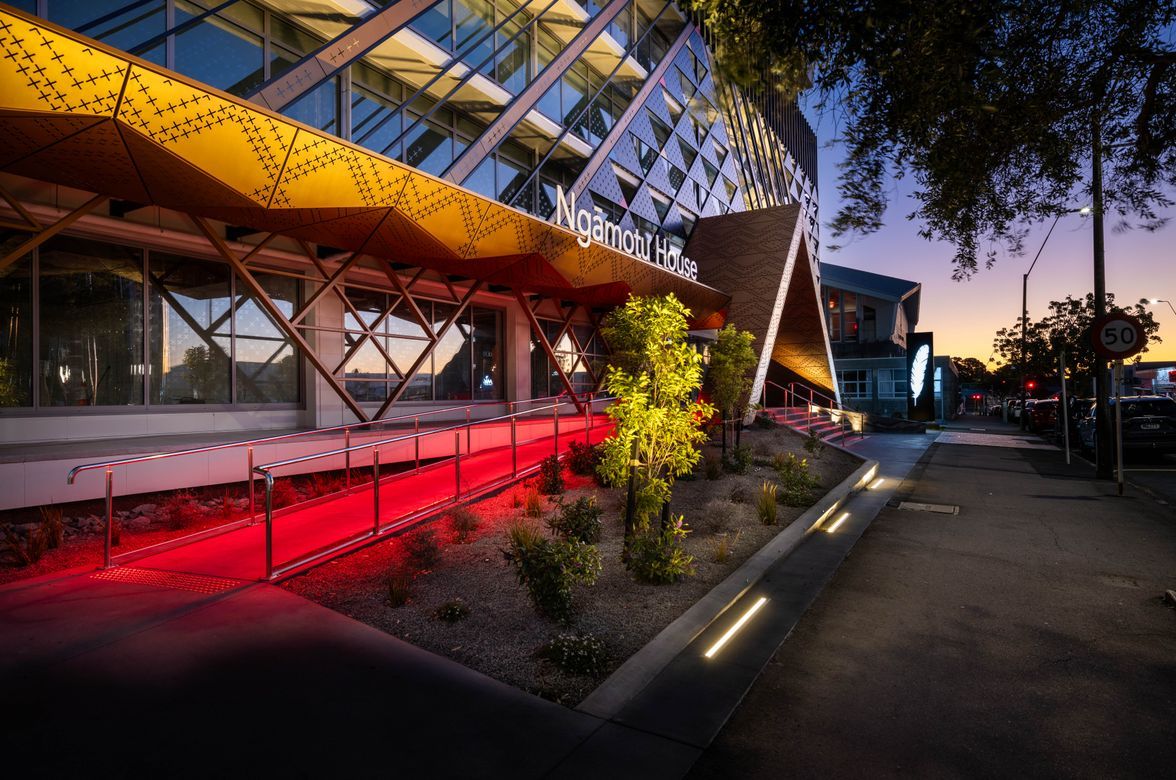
1076,396 -> 1176,456
1027,399 -> 1058,433
1007,399 -> 1023,421
1021,399 -> 1038,425
1056,397 -> 1093,444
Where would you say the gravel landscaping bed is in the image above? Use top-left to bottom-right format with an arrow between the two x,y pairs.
283,426 -> 861,707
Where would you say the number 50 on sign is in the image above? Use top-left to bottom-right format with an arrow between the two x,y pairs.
1090,313 -> 1146,360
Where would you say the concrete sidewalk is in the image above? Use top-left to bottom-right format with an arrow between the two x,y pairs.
691,430 -> 1176,777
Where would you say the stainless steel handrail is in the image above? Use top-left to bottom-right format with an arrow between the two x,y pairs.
254,395 -> 612,579
761,380 -> 863,440
65,392 -> 589,569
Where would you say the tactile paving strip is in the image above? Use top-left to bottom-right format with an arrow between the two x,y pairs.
91,567 -> 243,595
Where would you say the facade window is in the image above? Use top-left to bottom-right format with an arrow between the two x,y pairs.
342,289 -> 502,403
837,369 -> 871,400
0,234 -> 301,410
412,0 -> 533,95
824,287 -> 859,343
876,369 -> 907,399
862,305 -> 877,341
826,289 -> 841,341
530,318 -> 603,398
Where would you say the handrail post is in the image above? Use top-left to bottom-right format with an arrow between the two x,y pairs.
344,428 -> 351,493
585,402 -> 591,444
454,431 -> 461,502
247,446 -> 255,524
414,416 -> 420,473
466,406 -> 472,455
104,468 -> 113,569
373,449 -> 380,534
264,473 -> 273,580
554,402 -> 560,456
511,414 -> 518,477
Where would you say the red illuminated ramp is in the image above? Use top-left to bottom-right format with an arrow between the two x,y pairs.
128,415 -> 612,582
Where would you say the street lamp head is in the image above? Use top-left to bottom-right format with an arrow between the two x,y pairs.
1078,205 -> 1092,215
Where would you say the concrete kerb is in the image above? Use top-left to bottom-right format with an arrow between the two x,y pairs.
577,452 -> 879,720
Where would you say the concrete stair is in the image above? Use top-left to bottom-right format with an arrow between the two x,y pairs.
763,407 -> 853,443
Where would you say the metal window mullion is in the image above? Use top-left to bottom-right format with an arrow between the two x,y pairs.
494,0 -> 672,207
127,0 -> 239,60
31,244 -> 39,410
376,0 -> 557,161
444,0 -> 630,184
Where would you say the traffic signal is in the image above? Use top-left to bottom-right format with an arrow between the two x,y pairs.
1026,380 -> 1037,391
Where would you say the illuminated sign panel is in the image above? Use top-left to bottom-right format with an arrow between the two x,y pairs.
907,332 -> 935,421
554,186 -> 699,281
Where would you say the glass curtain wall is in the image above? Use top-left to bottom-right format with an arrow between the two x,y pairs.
529,317 -> 603,398
0,234 -> 302,409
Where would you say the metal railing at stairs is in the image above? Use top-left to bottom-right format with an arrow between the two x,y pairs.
66,393 -> 585,569
253,395 -> 612,579
761,380 -> 865,442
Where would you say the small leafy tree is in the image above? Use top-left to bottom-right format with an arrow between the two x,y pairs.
706,324 -> 758,456
597,294 -> 715,549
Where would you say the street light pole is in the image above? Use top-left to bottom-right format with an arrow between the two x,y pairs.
1092,116 -> 1112,479
1019,214 -> 1063,430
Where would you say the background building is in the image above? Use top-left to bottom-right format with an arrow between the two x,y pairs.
819,262 -> 959,421
0,1 -> 832,507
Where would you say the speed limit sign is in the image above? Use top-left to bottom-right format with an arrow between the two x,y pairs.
1091,313 -> 1146,360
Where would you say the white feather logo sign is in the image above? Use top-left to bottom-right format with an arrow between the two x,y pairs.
910,345 -> 930,403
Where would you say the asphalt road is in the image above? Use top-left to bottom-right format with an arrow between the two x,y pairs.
690,434 -> 1176,778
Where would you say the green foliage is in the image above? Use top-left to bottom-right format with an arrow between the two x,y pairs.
707,324 -> 758,420
449,506 -> 480,543
627,516 -> 695,585
682,1 -> 1176,279
506,519 -> 543,552
507,530 -> 602,624
757,482 -> 778,525
542,632 -> 610,676
804,428 -> 827,459
597,295 -> 715,535
711,529 -> 741,563
547,496 -> 603,544
566,440 -> 601,476
434,598 -> 470,623
724,444 -> 753,474
538,455 -> 564,495
403,528 -> 442,572
523,486 -> 544,518
775,454 -> 821,507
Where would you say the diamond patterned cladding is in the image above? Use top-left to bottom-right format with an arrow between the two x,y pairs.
0,15 -> 127,116
626,181 -> 662,225
5,118 -> 150,203
117,66 -> 297,206
272,133 -> 412,210
279,207 -> 394,252
120,125 -> 259,209
607,136 -> 643,181
588,166 -> 625,210
0,112 -> 106,167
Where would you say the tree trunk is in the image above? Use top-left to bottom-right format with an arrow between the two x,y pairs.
623,437 -> 639,552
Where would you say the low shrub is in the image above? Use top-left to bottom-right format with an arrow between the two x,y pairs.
523,486 -> 544,518
728,484 -> 749,504
538,455 -> 564,495
310,472 -> 344,497
711,529 -> 741,563
511,491 -> 523,508
566,440 -> 600,476
696,498 -> 738,535
386,569 -> 414,607
268,479 -> 300,509
753,414 -> 777,429
163,490 -> 202,530
774,453 -> 821,507
434,598 -> 470,623
507,530 -> 601,624
449,506 -> 480,543
506,519 -> 543,552
627,516 -> 694,585
218,491 -> 236,520
38,506 -> 64,550
547,496 -> 603,544
804,428 -> 827,459
757,481 -> 778,525
403,528 -> 442,572
723,444 -> 753,475
542,632 -> 609,676
703,453 -> 723,480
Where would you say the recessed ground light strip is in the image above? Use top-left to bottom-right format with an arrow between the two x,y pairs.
869,478 -> 886,490
704,597 -> 768,659
825,512 -> 850,533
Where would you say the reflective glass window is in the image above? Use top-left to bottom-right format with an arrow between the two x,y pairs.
472,308 -> 501,400
235,273 -> 299,403
495,19 -> 530,93
39,237 -> 144,407
49,0 -> 166,59
414,0 -> 453,49
284,78 -> 337,135
433,303 -> 471,401
148,252 -> 231,405
405,119 -> 453,176
174,1 -> 265,97
0,239 -> 32,407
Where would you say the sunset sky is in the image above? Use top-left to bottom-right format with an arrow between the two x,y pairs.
809,122 -> 1176,367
